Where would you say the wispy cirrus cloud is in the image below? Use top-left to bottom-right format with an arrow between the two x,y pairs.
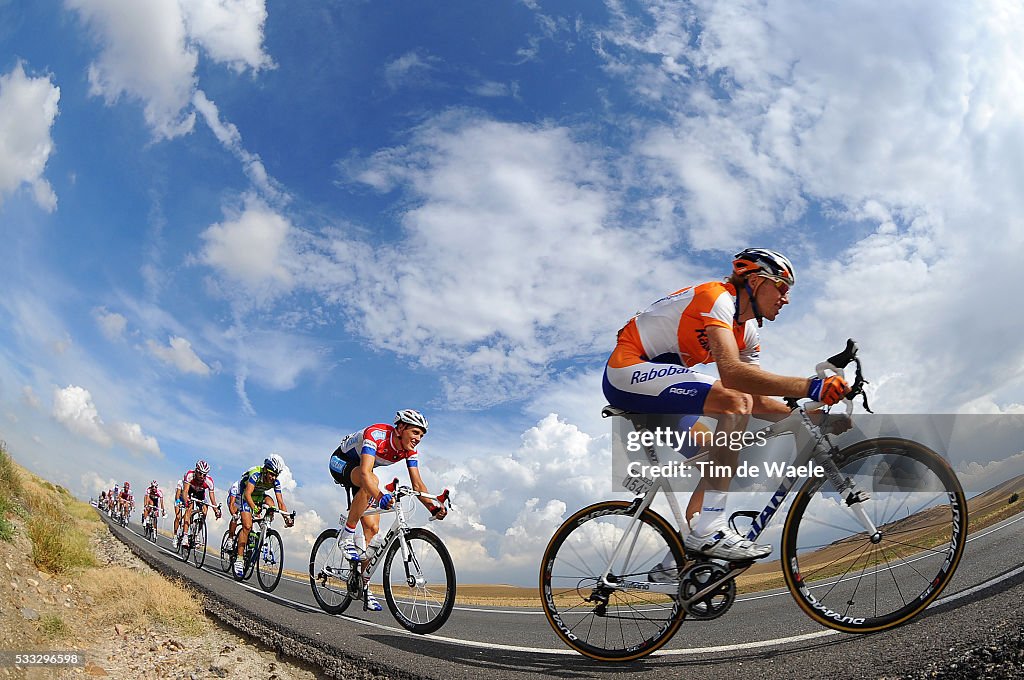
146,336 -> 212,376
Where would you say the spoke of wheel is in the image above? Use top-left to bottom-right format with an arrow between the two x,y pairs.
793,511 -> 866,537
879,546 -> 909,609
800,535 -> 874,582
881,491 -> 949,529
882,520 -> 955,537
819,541 -> 872,601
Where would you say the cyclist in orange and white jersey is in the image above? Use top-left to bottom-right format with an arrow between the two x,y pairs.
604,248 -> 850,561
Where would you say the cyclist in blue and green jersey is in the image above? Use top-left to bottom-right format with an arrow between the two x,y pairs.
233,454 -> 293,578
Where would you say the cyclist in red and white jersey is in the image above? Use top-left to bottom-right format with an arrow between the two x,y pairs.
604,248 -> 850,561
329,409 -> 447,611
174,460 -> 221,549
118,482 -> 133,521
143,480 -> 165,529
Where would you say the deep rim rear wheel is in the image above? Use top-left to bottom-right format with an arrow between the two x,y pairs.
540,500 -> 687,661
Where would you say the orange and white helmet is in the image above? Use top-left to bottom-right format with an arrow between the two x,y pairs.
732,248 -> 796,286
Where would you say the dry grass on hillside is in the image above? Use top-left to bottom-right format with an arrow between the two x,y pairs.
0,442 -> 210,643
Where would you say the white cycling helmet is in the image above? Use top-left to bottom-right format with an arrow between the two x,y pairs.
733,248 -> 796,286
394,409 -> 428,432
195,459 -> 210,475
264,453 -> 286,475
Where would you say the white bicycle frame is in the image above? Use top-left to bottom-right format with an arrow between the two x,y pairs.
328,482 -> 448,584
600,360 -> 879,598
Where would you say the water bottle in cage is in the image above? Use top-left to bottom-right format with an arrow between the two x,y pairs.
365,533 -> 385,560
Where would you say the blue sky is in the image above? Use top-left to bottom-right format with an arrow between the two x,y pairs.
2,0 -> 1024,584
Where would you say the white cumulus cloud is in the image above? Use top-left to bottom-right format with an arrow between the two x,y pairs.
52,384 -> 163,457
199,196 -> 295,295
66,0 -> 272,139
53,385 -> 111,446
0,62 -> 59,211
94,307 -> 128,341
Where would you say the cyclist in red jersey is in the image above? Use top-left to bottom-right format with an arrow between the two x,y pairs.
174,459 -> 221,549
604,248 -> 850,561
329,409 -> 447,611
142,480 -> 165,529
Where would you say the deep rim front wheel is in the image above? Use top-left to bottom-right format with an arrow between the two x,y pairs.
781,437 -> 967,632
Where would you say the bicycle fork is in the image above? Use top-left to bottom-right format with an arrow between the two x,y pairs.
813,448 -> 881,541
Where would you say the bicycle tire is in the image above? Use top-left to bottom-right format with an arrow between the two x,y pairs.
191,518 -> 207,569
257,529 -> 284,592
540,500 -> 687,661
178,529 -> 191,562
219,530 -> 236,573
241,533 -> 259,580
781,437 -> 967,632
309,529 -> 355,614
382,528 -> 456,634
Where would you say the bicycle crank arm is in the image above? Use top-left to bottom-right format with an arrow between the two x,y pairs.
682,563 -> 751,605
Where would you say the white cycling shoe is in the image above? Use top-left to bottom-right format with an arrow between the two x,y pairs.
684,527 -> 772,561
365,588 -> 383,612
233,559 -> 245,578
341,537 -> 362,562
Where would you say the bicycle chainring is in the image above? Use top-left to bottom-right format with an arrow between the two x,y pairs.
679,561 -> 736,620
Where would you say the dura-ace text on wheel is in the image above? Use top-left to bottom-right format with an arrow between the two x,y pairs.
781,437 -> 967,632
381,527 -> 456,634
540,500 -> 687,661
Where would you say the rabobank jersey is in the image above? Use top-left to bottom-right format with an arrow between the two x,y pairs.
337,424 -> 419,468
610,281 -> 760,369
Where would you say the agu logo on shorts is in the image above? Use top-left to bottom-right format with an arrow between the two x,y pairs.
668,387 -> 699,397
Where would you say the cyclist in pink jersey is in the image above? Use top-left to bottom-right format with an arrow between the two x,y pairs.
604,248 -> 850,561
329,409 -> 447,611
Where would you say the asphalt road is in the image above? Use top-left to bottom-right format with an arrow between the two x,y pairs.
104,512 -> 1024,679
